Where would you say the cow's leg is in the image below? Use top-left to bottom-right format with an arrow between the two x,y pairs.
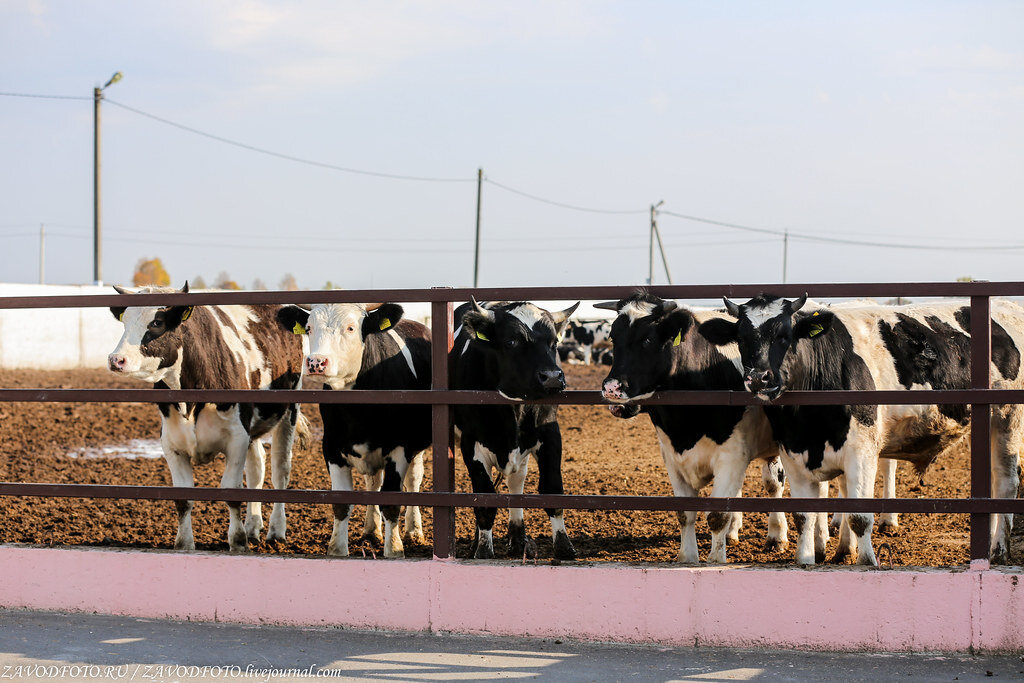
537,422 -> 575,561
266,406 -> 296,543
877,458 -> 899,533
160,406 -> 197,551
464,438 -> 499,559
361,471 -> 384,546
814,480 -> 831,561
990,404 -> 1021,563
706,455 -> 747,564
327,463 -> 354,557
243,439 -> 266,542
761,456 -> 789,552
505,457 -> 530,558
660,455 -> 700,563
221,426 -> 251,552
380,449 -> 409,558
402,450 -> 426,545
832,475 -> 856,563
828,477 -> 844,534
783,457 -> 822,566
842,454 -> 879,567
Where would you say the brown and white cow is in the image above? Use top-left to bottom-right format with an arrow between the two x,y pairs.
107,283 -> 307,552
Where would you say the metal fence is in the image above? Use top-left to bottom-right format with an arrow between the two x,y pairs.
2,281 -> 1023,564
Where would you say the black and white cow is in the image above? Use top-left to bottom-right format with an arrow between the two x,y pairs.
451,299 -> 580,560
563,320 -> 612,365
108,283 -> 307,552
596,293 -> 788,563
702,293 -> 1024,565
278,302 -> 431,558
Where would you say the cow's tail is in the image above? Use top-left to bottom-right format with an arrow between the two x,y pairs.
294,407 -> 313,450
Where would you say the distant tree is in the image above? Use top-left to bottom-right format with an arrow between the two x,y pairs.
323,280 -> 337,290
252,278 -> 268,290
132,258 -> 171,287
191,275 -> 208,290
957,276 -> 974,282
214,271 -> 243,290
279,273 -> 299,291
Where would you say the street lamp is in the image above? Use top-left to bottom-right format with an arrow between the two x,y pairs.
93,71 -> 122,285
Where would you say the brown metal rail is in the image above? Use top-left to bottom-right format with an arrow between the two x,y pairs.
2,281 -> 1023,563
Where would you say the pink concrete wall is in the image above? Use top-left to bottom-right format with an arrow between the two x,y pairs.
1,546 -> 1021,652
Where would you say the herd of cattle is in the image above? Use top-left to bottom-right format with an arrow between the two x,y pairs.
106,285 -> 1024,566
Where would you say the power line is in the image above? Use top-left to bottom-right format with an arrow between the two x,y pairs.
660,210 -> 1024,253
104,99 -> 475,184
484,177 -> 647,215
0,91 -> 90,101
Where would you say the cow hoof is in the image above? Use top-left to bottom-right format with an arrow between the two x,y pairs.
553,531 -> 576,561
764,537 -> 789,553
474,544 -> 495,560
507,520 -> 528,557
991,544 -> 1011,565
384,548 -> 406,559
403,530 -> 426,546
877,521 -> 899,536
814,548 -> 827,564
173,539 -> 196,552
360,532 -> 383,548
266,528 -> 286,544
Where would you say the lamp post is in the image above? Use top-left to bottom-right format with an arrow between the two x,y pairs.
93,71 -> 122,285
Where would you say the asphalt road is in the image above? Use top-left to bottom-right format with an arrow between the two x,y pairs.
0,609 -> 1022,682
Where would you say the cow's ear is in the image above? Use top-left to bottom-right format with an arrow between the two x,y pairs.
698,318 -> 739,346
793,310 -> 834,341
462,306 -> 496,345
661,310 -> 695,347
110,307 -> 126,322
162,305 -> 194,329
277,305 -> 310,335
363,303 -> 404,336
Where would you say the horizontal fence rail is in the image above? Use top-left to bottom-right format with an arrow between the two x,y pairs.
2,280 -> 1023,564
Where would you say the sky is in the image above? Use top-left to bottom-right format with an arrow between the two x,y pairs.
1,1 -> 1023,293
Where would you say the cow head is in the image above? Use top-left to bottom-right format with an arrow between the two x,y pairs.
278,302 -> 404,389
595,293 -> 693,417
107,282 -> 194,382
461,298 -> 579,400
700,293 -> 834,400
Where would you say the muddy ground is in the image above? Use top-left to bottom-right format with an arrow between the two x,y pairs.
0,365 -> 1019,567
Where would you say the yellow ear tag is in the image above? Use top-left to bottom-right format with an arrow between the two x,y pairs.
809,323 -> 824,337
476,330 -> 489,342
292,322 -> 306,335
118,312 -> 124,322
180,306 -> 193,322
672,330 -> 682,347
379,317 -> 391,331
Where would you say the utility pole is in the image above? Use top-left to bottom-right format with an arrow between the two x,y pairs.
93,71 -> 122,286
782,229 -> 789,284
39,224 -> 45,284
473,168 -> 482,287
649,201 -> 668,285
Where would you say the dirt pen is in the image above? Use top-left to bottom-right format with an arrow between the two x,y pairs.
1,283 -> 1023,652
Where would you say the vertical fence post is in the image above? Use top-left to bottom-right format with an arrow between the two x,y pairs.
431,290 -> 456,559
969,293 -> 992,566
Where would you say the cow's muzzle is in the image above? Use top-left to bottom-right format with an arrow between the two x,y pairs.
602,378 -> 628,403
538,368 -> 566,393
107,354 -> 127,372
306,355 -> 329,375
745,369 -> 782,400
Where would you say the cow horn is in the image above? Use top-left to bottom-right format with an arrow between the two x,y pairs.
791,293 -> 808,312
112,284 -> 131,295
592,301 -> 619,311
470,297 -> 495,321
181,281 -> 190,294
660,301 -> 679,315
550,301 -> 581,326
723,297 -> 741,318
364,303 -> 384,312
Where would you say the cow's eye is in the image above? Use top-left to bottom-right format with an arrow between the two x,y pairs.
148,320 -> 163,330
346,325 -> 355,333
505,338 -> 519,349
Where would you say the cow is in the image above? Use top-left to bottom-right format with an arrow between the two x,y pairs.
277,302 -> 431,558
557,341 -> 585,364
563,320 -> 612,365
591,346 -> 614,366
595,292 -> 789,563
451,298 -> 580,560
701,293 -> 1024,565
107,283 -> 307,552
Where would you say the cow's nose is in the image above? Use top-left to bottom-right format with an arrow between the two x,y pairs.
746,369 -> 771,391
307,356 -> 328,374
108,355 -> 126,371
602,379 -> 624,399
538,368 -> 565,391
